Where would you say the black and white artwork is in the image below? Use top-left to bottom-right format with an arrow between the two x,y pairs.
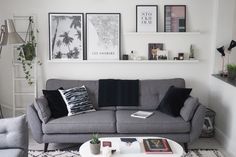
136,5 -> 158,32
49,13 -> 84,60
86,13 -> 121,60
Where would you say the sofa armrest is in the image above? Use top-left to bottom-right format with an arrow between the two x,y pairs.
34,96 -> 51,123
27,104 -> 43,143
180,97 -> 199,122
189,104 -> 206,142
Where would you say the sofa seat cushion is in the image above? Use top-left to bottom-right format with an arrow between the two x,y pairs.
116,110 -> 190,134
0,149 -> 24,157
43,110 -> 116,134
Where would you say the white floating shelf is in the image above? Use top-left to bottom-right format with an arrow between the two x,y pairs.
48,60 -> 199,63
124,32 -> 201,35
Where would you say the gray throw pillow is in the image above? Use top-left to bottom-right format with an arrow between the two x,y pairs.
180,97 -> 199,121
34,96 -> 51,123
59,86 -> 96,116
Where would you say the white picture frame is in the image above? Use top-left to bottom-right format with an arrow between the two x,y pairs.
86,13 -> 121,60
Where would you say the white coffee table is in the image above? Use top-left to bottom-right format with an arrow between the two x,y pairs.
79,137 -> 185,157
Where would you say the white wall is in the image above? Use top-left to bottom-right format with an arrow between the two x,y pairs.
209,77 -> 236,157
209,0 -> 236,156
0,0 -> 215,116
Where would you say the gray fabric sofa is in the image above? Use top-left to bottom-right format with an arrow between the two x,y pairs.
27,78 -> 206,152
0,115 -> 28,157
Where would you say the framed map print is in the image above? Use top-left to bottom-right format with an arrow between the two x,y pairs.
86,13 -> 121,60
49,13 -> 84,60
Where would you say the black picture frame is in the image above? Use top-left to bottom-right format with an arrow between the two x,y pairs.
148,43 -> 164,60
164,5 -> 186,32
136,5 -> 158,32
48,13 -> 85,60
86,13 -> 121,60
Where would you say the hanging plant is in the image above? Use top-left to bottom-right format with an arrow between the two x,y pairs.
17,17 -> 41,85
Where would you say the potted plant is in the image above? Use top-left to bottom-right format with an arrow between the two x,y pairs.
90,134 -> 101,154
227,64 -> 236,80
17,17 -> 40,85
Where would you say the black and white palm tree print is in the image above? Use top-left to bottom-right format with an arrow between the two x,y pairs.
50,13 -> 83,60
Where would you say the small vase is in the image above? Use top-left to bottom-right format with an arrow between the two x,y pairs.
90,141 -> 101,154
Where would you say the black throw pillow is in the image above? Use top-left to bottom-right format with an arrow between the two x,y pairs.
42,88 -> 68,118
157,86 -> 192,117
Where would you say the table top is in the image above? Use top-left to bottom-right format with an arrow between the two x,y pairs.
79,137 -> 185,157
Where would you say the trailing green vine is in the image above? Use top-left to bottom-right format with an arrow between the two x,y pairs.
17,17 -> 41,85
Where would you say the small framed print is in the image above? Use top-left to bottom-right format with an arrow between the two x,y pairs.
148,43 -> 163,60
136,5 -> 158,32
86,13 -> 121,60
102,141 -> 112,147
164,5 -> 186,32
49,13 -> 84,60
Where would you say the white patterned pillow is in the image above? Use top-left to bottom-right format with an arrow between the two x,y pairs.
59,86 -> 96,116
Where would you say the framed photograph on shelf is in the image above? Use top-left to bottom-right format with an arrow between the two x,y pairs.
86,13 -> 121,60
148,43 -> 163,60
49,13 -> 84,60
136,5 -> 158,32
164,5 -> 186,32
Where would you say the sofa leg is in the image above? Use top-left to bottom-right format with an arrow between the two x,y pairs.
44,143 -> 49,152
184,143 -> 188,153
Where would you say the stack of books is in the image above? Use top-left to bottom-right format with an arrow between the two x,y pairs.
143,138 -> 173,154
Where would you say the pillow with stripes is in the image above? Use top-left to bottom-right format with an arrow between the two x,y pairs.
59,85 -> 96,116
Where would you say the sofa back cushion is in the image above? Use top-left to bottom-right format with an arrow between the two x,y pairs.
46,79 -> 101,109
46,78 -> 185,110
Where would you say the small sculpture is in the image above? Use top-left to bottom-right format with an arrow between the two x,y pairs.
189,44 -> 194,59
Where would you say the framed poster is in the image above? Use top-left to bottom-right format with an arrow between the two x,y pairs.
148,43 -> 163,60
49,13 -> 84,60
86,13 -> 121,60
136,5 -> 158,32
164,5 -> 186,32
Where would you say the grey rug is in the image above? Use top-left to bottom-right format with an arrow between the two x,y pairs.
29,149 -> 224,157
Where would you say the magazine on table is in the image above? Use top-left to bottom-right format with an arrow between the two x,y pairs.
130,111 -> 154,119
119,138 -> 140,154
143,139 -> 173,154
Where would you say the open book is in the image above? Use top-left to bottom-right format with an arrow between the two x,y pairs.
131,111 -> 154,119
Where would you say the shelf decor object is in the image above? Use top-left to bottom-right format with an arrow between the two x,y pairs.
136,5 -> 158,32
216,46 -> 226,76
49,13 -> 84,61
164,5 -> 186,32
0,19 -> 25,56
148,43 -> 163,60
